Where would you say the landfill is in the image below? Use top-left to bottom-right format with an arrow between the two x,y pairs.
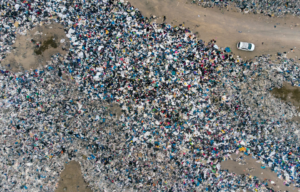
0,0 -> 300,192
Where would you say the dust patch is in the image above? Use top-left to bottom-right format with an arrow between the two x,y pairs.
271,82 -> 300,110
221,154 -> 297,192
106,103 -> 122,118
55,161 -> 92,192
1,23 -> 69,72
271,82 -> 300,123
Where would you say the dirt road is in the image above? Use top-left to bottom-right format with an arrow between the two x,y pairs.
129,0 -> 300,60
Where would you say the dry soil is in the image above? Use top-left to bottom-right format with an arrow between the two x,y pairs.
55,161 -> 92,192
221,154 -> 298,192
1,22 -> 68,72
271,81 -> 300,110
271,81 -> 300,123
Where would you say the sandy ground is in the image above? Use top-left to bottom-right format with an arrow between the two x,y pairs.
129,0 -> 300,60
1,22 -> 68,72
221,154 -> 298,192
55,161 -> 92,192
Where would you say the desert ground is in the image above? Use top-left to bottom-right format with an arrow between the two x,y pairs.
1,23 -> 68,72
55,161 -> 92,192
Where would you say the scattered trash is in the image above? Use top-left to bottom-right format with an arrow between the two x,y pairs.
225,47 -> 231,52
0,0 -> 299,192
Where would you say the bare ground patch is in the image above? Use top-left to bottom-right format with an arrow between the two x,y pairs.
221,154 -> 298,192
1,22 -> 69,72
55,161 -> 92,192
271,81 -> 300,124
271,81 -> 300,110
